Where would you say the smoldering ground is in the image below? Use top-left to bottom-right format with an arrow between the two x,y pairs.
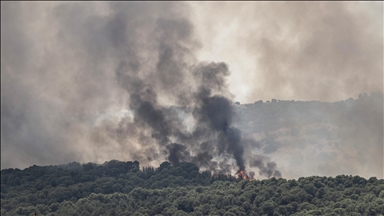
1,2 -> 382,179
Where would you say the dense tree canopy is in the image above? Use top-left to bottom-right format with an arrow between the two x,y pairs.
1,160 -> 383,215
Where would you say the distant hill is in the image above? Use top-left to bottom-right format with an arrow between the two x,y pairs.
1,160 -> 384,215
233,92 -> 382,135
231,92 -> 383,179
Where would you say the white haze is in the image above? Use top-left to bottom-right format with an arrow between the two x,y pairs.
1,2 -> 383,179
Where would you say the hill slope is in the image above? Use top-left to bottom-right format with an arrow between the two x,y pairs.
1,160 -> 384,216
231,92 -> 383,178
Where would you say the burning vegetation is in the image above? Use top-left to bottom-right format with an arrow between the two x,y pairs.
236,170 -> 255,181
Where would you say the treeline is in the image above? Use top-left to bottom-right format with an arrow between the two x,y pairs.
233,92 -> 383,135
1,160 -> 384,215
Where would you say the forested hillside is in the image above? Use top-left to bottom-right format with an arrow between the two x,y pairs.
1,160 -> 383,216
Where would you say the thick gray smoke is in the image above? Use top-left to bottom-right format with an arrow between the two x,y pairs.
117,57 -> 269,173
1,1 -> 279,177
2,2 -> 381,179
251,158 -> 281,178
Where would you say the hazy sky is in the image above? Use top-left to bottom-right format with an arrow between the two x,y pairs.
1,2 -> 383,178
190,2 -> 383,103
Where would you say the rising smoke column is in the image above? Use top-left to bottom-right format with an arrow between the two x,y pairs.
1,2 -> 281,178
195,89 -> 245,171
114,22 -> 276,175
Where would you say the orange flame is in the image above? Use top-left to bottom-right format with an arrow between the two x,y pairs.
236,170 -> 255,181
236,170 -> 248,180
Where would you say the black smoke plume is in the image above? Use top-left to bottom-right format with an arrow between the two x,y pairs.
196,94 -> 245,171
167,143 -> 190,166
251,158 -> 281,178
1,2 -> 281,178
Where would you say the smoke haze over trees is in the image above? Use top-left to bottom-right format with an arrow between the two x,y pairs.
1,161 -> 384,215
1,2 -> 383,179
